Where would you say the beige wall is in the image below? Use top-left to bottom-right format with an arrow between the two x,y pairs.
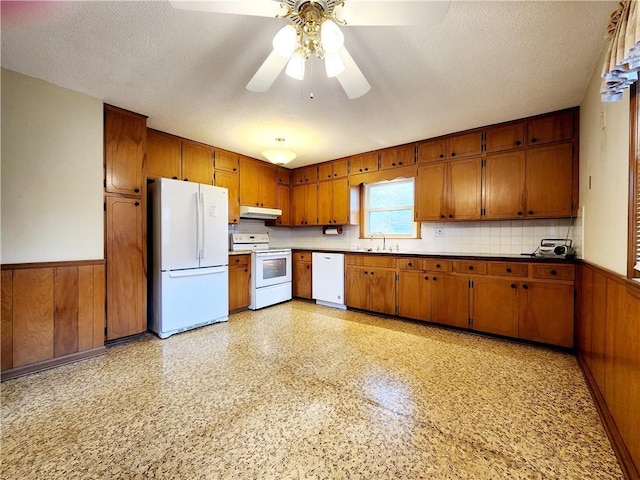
579,47 -> 630,275
1,68 -> 104,264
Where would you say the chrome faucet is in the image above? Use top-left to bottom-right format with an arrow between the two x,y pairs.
370,231 -> 386,252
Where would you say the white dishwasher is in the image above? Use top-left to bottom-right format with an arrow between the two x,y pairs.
312,252 -> 346,310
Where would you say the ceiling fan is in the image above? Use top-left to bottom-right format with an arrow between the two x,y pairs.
171,0 -> 450,99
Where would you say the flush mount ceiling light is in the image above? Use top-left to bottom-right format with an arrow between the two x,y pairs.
262,137 -> 297,165
171,0 -> 450,99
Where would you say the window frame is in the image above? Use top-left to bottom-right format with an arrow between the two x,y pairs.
629,82 -> 640,279
361,177 -> 419,239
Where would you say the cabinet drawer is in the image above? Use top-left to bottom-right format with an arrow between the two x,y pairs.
453,260 -> 487,275
488,262 -> 528,277
294,251 -> 312,262
346,254 -> 396,268
532,264 -> 575,280
397,258 -> 423,270
229,255 -> 250,266
423,259 -> 452,272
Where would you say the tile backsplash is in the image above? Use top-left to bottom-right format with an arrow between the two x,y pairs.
233,218 -> 582,257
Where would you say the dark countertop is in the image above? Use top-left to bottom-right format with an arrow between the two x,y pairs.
290,247 -> 580,264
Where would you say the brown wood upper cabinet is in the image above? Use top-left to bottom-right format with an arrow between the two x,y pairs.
291,183 -> 318,225
146,130 -> 214,184
239,156 -> 278,208
526,110 -> 574,146
318,158 -> 348,179
417,132 -> 482,163
416,138 -> 447,163
104,105 -> 146,196
349,152 -> 379,174
379,144 -> 416,170
292,165 -> 318,184
277,167 -> 291,185
317,177 -> 358,225
214,149 -> 239,173
485,122 -> 524,153
181,140 -> 214,185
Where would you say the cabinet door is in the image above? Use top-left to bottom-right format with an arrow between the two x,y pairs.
104,106 -> 146,196
317,181 -> 333,225
146,129 -> 181,180
182,141 -> 213,184
380,145 -> 414,170
259,163 -> 278,208
332,177 -> 350,224
106,196 -> 146,340
417,139 -> 447,163
526,111 -> 574,146
485,123 -> 524,153
525,143 -> 573,217
345,268 -> 368,310
293,261 -> 312,299
228,256 -> 250,310
472,277 -> 519,337
275,184 -> 290,226
448,157 -> 482,220
277,167 -> 291,185
484,151 -> 526,219
318,162 -> 333,180
215,170 -> 239,224
519,281 -> 574,347
306,183 -> 318,226
214,149 -> 239,173
332,158 -> 349,178
431,274 -> 468,329
449,132 -> 482,159
364,152 -> 380,172
415,163 -> 446,221
291,184 -> 307,225
239,157 -> 261,206
369,269 -> 396,315
397,271 -> 430,321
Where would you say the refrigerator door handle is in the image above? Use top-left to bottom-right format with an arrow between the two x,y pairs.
195,192 -> 200,259
200,192 -> 206,259
168,267 -> 227,278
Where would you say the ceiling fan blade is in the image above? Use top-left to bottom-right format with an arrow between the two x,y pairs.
169,1 -> 283,18
246,50 -> 290,92
336,47 -> 370,100
337,1 -> 450,26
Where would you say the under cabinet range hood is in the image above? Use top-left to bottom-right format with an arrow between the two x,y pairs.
239,205 -> 282,220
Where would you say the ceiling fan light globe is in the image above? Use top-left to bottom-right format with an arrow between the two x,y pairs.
262,148 -> 297,165
320,19 -> 344,54
285,51 -> 306,80
272,25 -> 297,58
325,53 -> 345,77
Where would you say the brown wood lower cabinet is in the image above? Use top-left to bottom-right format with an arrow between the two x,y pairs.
345,254 -> 396,315
1,261 -> 106,380
293,252 -> 312,299
228,255 -> 250,311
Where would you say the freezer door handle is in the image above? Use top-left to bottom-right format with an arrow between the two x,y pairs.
168,267 -> 227,278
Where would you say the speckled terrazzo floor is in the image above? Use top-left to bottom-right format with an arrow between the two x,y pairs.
1,300 -> 623,479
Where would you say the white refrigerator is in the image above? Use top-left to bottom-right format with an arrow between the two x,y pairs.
149,178 -> 229,338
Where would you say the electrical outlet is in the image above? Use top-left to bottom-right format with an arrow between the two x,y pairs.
435,228 -> 444,237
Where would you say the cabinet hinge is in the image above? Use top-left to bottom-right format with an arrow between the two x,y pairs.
468,317 -> 473,327
395,305 -> 399,315
104,326 -> 107,336
104,202 -> 106,212
468,280 -> 474,288
103,179 -> 107,188
481,159 -> 486,167
396,273 -> 399,281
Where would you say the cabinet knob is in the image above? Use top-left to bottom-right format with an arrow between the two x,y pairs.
468,265 -> 474,271
134,201 -> 140,206
359,168 -> 363,172
399,162 -> 403,165
433,276 -> 437,281
517,211 -> 523,216
424,276 -> 429,280
307,265 -> 310,269
448,214 -> 453,219
528,210 -> 534,215
392,163 -> 396,167
184,178 -> 189,181
334,173 -> 337,177
515,140 -> 522,146
371,271 -> 375,275
522,284 -> 529,290
451,152 -> 456,157
408,262 -> 412,267
511,283 -> 516,289
506,268 -> 512,273
439,154 -> 444,159
364,168 -> 369,171
436,264 -> 441,268
364,271 -> 368,275
134,188 -> 140,193
440,214 -> 445,219
550,270 -> 557,276
172,176 -> 178,180
233,167 -> 237,172
531,138 -> 538,143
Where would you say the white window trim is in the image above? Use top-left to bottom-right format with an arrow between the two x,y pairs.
362,178 -> 418,239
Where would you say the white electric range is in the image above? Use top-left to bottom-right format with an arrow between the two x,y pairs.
230,233 -> 292,310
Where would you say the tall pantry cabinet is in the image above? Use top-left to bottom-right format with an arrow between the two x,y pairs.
104,105 -> 147,341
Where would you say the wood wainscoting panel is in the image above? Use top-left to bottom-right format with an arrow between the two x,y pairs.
12,268 -> 54,367
54,266 -> 79,357
1,260 -> 106,378
1,270 -> 13,371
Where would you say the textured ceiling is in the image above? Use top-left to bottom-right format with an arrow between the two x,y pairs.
1,1 -> 616,168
